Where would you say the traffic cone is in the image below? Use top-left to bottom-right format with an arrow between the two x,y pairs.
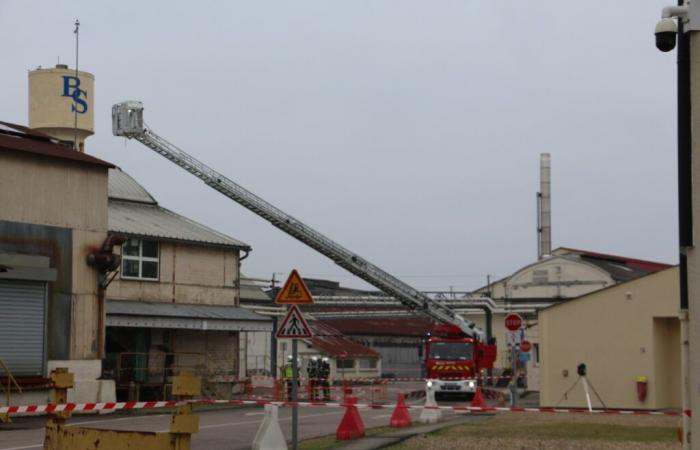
470,386 -> 486,408
389,393 -> 412,428
252,404 -> 288,450
336,396 -> 365,440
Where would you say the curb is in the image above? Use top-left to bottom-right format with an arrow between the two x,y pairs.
333,413 -> 494,450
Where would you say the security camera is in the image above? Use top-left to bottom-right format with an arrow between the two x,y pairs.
655,18 -> 678,52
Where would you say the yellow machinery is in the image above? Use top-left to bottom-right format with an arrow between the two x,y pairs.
43,368 -> 200,450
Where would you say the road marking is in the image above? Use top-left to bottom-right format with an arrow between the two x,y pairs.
0,444 -> 42,450
244,412 -> 265,416
157,410 -> 344,433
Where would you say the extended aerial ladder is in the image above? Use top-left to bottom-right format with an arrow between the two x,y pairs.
112,101 -> 485,341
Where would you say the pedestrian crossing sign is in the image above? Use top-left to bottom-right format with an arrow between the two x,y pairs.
276,305 -> 313,339
275,269 -> 315,304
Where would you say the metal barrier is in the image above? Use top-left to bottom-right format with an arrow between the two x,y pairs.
0,358 -> 22,423
43,368 -> 200,450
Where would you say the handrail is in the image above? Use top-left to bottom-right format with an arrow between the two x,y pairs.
0,359 -> 22,408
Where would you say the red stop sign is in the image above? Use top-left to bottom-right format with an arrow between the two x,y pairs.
505,313 -> 523,331
520,340 -> 532,353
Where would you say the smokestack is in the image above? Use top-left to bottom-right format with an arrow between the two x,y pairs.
537,153 -> 552,259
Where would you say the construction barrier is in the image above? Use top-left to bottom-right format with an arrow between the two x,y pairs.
40,368 -> 200,450
1,396 -> 689,418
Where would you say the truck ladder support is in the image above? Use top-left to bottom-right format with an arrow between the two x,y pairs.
112,101 -> 484,340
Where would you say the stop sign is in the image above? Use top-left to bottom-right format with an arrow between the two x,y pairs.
505,313 -> 523,331
520,340 -> 532,353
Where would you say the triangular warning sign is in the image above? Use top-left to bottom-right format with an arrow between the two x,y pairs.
276,305 -> 313,339
275,269 -> 314,304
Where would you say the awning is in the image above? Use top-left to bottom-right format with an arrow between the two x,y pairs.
106,299 -> 273,332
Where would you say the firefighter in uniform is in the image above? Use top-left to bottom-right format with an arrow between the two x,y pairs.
319,356 -> 331,401
307,356 -> 320,400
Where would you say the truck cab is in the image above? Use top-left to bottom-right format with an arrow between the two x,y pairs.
425,324 -> 496,399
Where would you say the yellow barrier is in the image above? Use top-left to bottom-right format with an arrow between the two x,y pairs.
43,368 -> 200,450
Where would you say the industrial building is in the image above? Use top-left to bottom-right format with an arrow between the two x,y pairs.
0,120 -> 116,406
539,266 -> 680,410
0,64 -> 271,405
104,168 -> 272,400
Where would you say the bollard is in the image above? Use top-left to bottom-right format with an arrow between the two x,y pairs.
252,404 -> 288,450
336,396 -> 365,440
389,393 -> 412,428
419,383 -> 442,424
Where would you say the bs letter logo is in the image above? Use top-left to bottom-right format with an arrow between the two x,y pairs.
61,76 -> 88,114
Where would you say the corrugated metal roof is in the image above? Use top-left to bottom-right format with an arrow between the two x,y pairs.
0,121 -> 114,168
307,322 -> 380,358
108,169 -> 156,204
107,299 -> 270,322
240,276 -> 272,302
109,200 -> 250,249
320,318 -> 432,337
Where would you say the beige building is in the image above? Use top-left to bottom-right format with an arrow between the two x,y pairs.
104,169 -> 271,400
473,247 -> 672,391
0,121 -> 116,405
539,266 -> 680,410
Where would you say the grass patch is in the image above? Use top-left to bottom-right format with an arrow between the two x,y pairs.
430,420 -> 676,443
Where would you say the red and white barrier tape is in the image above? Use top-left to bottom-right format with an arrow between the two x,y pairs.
0,400 -> 179,415
1,398 -> 688,418
193,399 -> 689,417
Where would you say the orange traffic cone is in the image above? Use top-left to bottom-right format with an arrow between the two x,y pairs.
470,386 -> 486,408
336,396 -> 365,440
389,393 -> 412,428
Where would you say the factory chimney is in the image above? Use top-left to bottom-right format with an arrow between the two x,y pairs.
537,153 -> 552,259
28,64 -> 94,152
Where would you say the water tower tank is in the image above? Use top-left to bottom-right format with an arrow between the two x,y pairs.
28,64 -> 94,151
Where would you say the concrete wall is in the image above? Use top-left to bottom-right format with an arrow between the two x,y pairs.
539,267 -> 680,410
108,243 -> 240,306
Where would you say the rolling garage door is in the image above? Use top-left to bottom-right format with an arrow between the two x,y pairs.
0,280 -> 47,376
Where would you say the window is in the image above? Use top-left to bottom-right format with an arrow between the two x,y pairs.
337,359 -> 354,370
359,359 -> 377,369
533,343 -> 540,366
121,238 -> 159,280
428,342 -> 473,360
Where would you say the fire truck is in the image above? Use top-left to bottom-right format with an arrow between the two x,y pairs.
112,102 -> 497,395
426,323 -> 496,399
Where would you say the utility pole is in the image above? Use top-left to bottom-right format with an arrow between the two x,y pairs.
656,4 -> 696,448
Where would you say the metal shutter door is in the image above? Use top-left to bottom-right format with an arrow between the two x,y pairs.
0,280 -> 46,376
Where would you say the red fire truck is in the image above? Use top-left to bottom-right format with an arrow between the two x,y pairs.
425,323 -> 497,399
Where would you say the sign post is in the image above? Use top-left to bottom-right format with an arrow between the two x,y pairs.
275,270 -> 315,450
504,313 -> 523,407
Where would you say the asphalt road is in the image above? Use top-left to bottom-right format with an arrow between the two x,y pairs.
0,401 -> 455,450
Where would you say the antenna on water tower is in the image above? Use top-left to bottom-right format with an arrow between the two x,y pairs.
73,19 -> 80,151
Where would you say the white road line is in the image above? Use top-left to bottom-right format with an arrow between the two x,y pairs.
157,410 -> 344,433
244,412 -> 265,416
0,444 -> 42,450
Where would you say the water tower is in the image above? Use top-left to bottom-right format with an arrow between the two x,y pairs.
28,64 -> 94,151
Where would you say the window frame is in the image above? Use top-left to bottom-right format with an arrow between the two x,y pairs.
336,359 -> 355,371
121,238 -> 160,281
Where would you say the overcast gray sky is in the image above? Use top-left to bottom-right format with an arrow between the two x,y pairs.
1,0 -> 679,291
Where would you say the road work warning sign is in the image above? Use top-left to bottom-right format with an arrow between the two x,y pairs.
275,269 -> 315,304
276,305 -> 313,339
